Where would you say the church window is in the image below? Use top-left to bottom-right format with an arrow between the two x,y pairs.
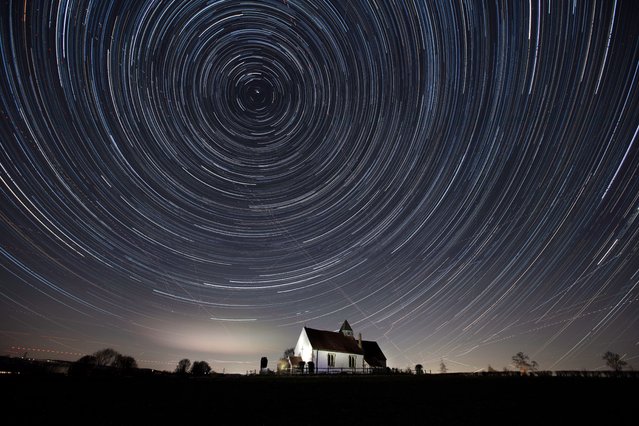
327,353 -> 335,367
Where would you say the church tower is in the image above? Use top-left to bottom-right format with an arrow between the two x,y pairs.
339,320 -> 354,337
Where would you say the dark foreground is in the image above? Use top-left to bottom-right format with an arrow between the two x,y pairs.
2,373 -> 636,425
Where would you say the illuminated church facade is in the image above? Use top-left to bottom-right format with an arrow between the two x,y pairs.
292,320 -> 387,372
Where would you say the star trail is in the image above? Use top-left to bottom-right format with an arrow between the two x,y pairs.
1,0 -> 638,373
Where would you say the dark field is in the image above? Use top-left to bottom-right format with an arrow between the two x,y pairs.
2,374 -> 636,425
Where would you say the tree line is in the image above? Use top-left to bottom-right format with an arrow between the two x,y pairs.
70,348 -> 629,377
69,349 -> 215,377
417,350 -> 631,375
69,348 -> 138,376
174,358 -> 212,376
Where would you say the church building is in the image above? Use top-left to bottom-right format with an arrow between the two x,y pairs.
293,320 -> 387,372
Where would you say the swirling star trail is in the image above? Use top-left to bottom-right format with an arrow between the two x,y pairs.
1,1 -> 638,373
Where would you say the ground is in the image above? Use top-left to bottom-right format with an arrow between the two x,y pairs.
2,373 -> 636,425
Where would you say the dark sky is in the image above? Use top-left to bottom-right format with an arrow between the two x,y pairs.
1,0 -> 638,374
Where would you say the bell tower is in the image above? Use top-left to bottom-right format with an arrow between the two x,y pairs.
339,320 -> 354,337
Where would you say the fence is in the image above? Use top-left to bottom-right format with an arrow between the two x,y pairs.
278,366 -> 390,375
268,369 -> 639,377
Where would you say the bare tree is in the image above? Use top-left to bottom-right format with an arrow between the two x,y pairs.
511,352 -> 538,374
175,358 -> 191,375
93,348 -> 120,367
439,360 -> 448,374
283,348 -> 295,358
603,351 -> 627,372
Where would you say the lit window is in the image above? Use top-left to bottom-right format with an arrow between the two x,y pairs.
328,353 -> 335,367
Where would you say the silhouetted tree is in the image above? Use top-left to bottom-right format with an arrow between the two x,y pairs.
439,360 -> 447,374
487,365 -> 497,372
307,361 -> 315,374
260,357 -> 268,370
175,358 -> 191,375
283,348 -> 295,358
603,351 -> 627,372
93,348 -> 120,367
511,352 -> 538,374
415,364 -> 424,375
191,360 -> 212,376
78,348 -> 138,373
114,355 -> 137,370
69,349 -> 137,376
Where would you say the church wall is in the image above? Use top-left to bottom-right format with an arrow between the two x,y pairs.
315,350 -> 359,371
294,328 -> 313,362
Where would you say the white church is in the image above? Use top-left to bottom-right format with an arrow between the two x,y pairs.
290,320 -> 387,372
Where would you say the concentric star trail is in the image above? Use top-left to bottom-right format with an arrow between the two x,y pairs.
1,0 -> 638,372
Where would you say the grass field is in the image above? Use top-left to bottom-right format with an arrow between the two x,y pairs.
2,373 -> 636,425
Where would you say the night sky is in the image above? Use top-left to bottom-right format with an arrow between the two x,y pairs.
1,0 -> 638,374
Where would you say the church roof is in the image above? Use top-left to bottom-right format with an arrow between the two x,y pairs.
304,327 -> 363,355
362,341 -> 387,367
303,326 -> 387,366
